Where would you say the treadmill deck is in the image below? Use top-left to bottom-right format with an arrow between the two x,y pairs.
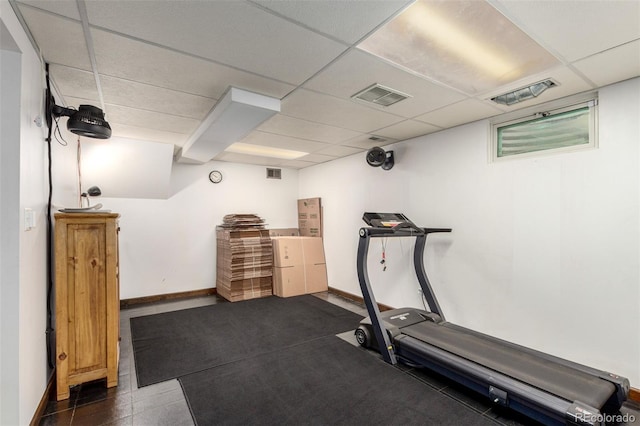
399,321 -> 615,409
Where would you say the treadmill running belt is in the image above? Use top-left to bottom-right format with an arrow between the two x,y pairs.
401,322 -> 615,409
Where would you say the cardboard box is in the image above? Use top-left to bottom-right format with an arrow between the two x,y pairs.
268,228 -> 299,237
271,236 -> 328,296
298,197 -> 322,237
216,277 -> 273,302
272,237 -> 304,267
216,225 -> 273,302
301,237 -> 325,265
273,265 -> 306,297
305,263 -> 328,294
272,236 -> 325,266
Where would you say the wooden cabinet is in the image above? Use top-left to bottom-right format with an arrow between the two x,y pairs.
54,213 -> 120,400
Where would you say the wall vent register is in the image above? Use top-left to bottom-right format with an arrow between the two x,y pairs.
266,168 -> 282,179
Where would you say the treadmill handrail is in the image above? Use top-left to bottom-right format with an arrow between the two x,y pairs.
356,223 -> 451,364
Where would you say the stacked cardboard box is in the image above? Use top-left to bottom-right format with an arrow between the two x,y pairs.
268,228 -> 299,237
272,237 -> 328,297
216,214 -> 273,302
218,213 -> 267,229
297,197 -> 322,237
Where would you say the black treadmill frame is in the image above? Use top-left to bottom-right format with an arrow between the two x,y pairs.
356,225 -> 451,365
356,219 -> 629,425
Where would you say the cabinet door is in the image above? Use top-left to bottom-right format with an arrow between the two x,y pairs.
66,223 -> 108,376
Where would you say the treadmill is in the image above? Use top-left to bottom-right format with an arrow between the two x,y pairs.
355,213 -> 629,426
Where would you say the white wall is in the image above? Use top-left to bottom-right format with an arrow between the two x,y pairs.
81,137 -> 174,200
300,78 -> 640,386
1,36 -> 23,426
101,161 -> 299,299
1,3 -> 52,424
18,49 -> 49,426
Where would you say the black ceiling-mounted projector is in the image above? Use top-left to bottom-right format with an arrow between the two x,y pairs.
366,146 -> 394,170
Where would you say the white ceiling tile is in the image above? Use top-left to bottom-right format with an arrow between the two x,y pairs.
374,120 -> 440,141
282,89 -> 405,133
341,134 -> 397,150
314,145 -> 363,157
275,159 -> 317,169
102,104 -> 200,135
572,41 -> 640,88
62,95 -> 96,105
416,99 -> 502,128
98,75 -> 215,120
53,67 -> 214,120
18,6 -> 91,71
296,153 -> 336,164
85,0 -> 347,85
257,115 -> 361,144
91,29 -> 294,99
492,0 -> 640,62
252,0 -> 412,44
17,1 -> 80,20
61,96 -> 102,111
110,123 -> 188,146
49,65 -> 99,103
305,49 -> 468,117
239,131 -> 329,154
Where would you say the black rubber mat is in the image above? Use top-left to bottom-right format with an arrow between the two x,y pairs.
130,295 -> 363,387
179,335 -> 499,426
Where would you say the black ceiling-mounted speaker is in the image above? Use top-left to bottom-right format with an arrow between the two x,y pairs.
366,146 -> 394,170
45,88 -> 112,139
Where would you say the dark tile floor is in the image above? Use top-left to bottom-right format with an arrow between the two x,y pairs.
38,292 -> 639,425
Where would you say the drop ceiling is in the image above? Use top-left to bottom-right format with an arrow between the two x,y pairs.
11,0 -> 640,169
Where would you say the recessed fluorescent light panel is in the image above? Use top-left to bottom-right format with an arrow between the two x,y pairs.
357,0 -> 559,95
225,143 -> 308,160
491,79 -> 558,106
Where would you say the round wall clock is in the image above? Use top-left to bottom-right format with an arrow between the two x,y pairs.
209,170 -> 223,184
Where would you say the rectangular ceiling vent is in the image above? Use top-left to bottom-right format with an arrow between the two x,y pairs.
352,83 -> 411,107
368,135 -> 387,143
266,168 -> 282,179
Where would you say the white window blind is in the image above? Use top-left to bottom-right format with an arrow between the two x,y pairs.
491,93 -> 598,161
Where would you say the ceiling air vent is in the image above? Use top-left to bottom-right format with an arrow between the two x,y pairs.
368,136 -> 387,143
266,168 -> 282,179
352,83 -> 411,107
491,79 -> 558,106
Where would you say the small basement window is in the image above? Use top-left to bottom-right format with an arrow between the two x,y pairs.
490,92 -> 598,161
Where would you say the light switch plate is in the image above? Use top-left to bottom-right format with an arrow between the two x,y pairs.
24,208 -> 36,231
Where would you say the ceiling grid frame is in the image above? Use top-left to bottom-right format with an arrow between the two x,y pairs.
10,0 -> 639,168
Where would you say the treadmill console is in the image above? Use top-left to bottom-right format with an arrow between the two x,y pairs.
362,212 -> 414,228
